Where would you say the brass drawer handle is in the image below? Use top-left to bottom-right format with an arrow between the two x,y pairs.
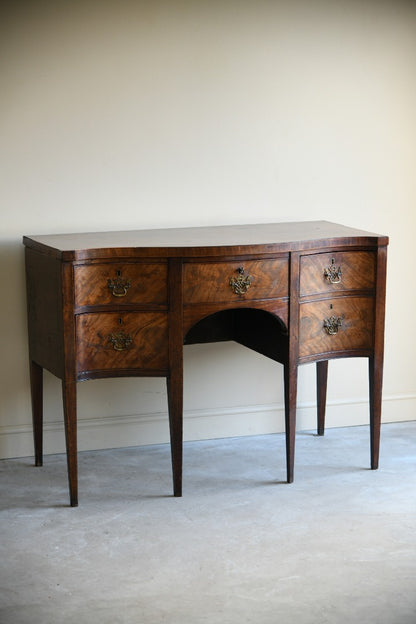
107,272 -> 131,297
229,266 -> 253,295
324,258 -> 342,284
108,331 -> 133,351
323,315 -> 343,335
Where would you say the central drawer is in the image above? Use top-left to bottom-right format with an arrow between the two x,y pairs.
183,258 -> 288,304
76,311 -> 168,373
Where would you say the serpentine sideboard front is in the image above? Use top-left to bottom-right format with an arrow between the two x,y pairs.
23,221 -> 388,506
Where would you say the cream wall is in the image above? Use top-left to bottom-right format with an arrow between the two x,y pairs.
1,0 -> 415,459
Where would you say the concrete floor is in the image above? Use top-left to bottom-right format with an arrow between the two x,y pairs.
1,421 -> 416,624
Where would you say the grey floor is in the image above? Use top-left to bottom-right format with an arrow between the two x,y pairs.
1,421 -> 416,624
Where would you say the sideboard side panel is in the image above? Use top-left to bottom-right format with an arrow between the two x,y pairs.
25,247 -> 65,379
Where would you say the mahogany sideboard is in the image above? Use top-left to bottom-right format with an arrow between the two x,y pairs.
23,221 -> 388,506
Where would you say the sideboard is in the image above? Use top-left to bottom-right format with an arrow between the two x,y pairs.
23,221 -> 388,506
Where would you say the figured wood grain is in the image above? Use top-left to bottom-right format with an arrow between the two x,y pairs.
299,296 -> 374,358
183,258 -> 288,304
74,262 -> 167,307
23,222 -> 388,504
300,251 -> 376,296
76,312 -> 168,373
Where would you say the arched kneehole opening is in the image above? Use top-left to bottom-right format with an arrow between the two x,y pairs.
184,308 -> 288,365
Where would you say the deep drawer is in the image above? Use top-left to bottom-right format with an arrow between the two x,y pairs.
74,262 -> 167,307
76,312 -> 168,372
299,296 -> 374,358
300,251 -> 376,297
183,258 -> 288,304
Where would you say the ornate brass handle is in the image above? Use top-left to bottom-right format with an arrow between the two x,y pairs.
107,273 -> 131,297
323,315 -> 343,335
108,331 -> 133,351
324,258 -> 342,284
229,267 -> 253,295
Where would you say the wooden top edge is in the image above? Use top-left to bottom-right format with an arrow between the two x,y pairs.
23,221 -> 389,260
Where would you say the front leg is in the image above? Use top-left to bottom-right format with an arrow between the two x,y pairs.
30,360 -> 43,467
62,380 -> 78,507
167,257 -> 184,496
284,363 -> 298,483
166,370 -> 183,497
368,355 -> 383,470
316,360 -> 328,436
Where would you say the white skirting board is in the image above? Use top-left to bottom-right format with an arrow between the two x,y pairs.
0,394 -> 415,460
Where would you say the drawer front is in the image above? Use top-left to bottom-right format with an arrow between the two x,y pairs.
299,297 -> 374,358
183,258 -> 288,304
74,263 -> 167,307
76,312 -> 168,372
300,252 -> 376,296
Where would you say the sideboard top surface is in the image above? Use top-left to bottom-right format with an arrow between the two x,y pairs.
23,221 -> 388,261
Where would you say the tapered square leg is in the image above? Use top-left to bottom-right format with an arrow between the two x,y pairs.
62,380 -> 78,507
284,363 -> 298,483
369,244 -> 387,470
166,373 -> 183,497
167,257 -> 184,497
369,356 -> 383,470
316,360 -> 328,436
30,360 -> 43,467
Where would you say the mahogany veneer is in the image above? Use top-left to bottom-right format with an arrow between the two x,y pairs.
23,221 -> 388,506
